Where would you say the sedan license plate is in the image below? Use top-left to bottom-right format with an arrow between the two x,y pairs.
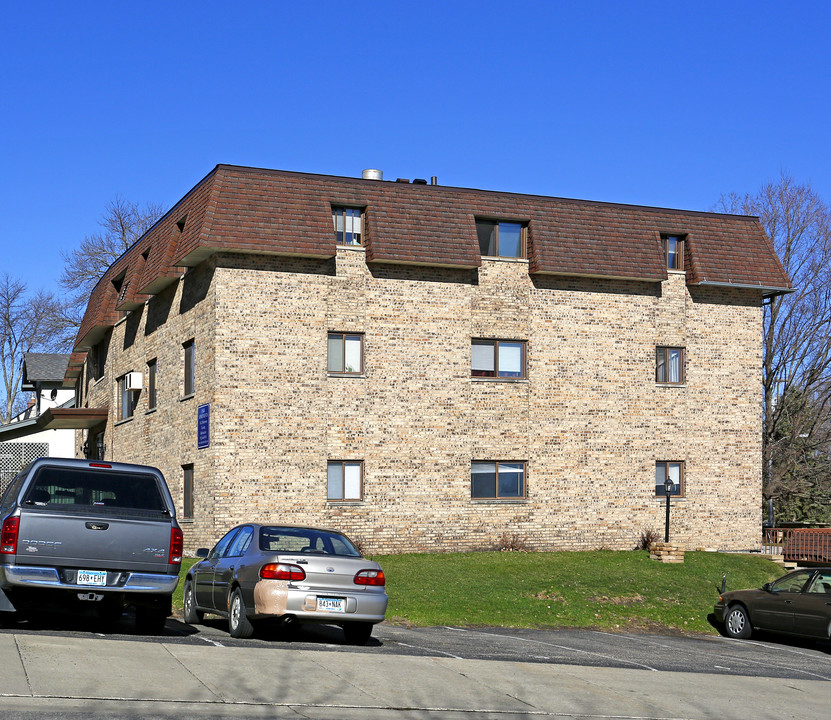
317,596 -> 346,613
77,570 -> 107,586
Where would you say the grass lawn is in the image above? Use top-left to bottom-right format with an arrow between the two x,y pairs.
173,550 -> 784,635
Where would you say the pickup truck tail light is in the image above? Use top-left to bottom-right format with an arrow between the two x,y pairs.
169,527 -> 183,565
354,569 -> 385,586
260,563 -> 306,581
1,516 -> 19,555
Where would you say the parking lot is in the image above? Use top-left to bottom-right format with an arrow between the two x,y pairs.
3,608 -> 830,681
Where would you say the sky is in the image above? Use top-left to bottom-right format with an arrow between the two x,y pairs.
1,1 -> 829,292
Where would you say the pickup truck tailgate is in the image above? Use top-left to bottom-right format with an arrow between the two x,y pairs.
16,511 -> 174,573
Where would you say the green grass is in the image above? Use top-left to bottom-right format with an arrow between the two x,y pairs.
173,550 -> 783,635
373,550 -> 783,634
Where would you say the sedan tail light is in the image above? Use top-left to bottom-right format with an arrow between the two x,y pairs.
1,516 -> 19,555
260,563 -> 306,581
169,527 -> 183,565
354,569 -> 385,586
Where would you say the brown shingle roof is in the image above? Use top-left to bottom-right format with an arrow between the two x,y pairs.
72,164 -> 791,351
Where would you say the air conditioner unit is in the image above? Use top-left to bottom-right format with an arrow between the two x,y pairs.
125,372 -> 143,391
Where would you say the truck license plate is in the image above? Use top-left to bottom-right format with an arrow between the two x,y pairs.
77,570 -> 107,586
317,597 -> 345,613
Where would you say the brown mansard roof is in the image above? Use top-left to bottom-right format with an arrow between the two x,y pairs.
72,164 -> 791,353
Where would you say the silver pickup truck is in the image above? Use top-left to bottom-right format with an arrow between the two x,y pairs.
0,457 -> 182,633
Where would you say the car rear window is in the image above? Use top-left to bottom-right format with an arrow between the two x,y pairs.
23,466 -> 167,515
259,527 -> 361,557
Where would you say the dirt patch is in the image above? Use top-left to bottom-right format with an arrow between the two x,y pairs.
587,594 -> 645,605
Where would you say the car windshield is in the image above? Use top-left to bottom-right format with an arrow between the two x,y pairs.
259,526 -> 361,557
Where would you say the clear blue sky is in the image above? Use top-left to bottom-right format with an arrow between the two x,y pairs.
1,1 -> 828,291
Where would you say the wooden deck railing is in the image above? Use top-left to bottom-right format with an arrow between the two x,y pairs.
763,527 -> 831,563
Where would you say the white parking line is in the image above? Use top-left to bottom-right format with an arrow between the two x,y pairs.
592,630 -> 831,681
394,641 -> 463,659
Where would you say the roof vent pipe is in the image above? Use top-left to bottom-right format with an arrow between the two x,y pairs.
431,176 -> 438,185
362,169 -> 383,181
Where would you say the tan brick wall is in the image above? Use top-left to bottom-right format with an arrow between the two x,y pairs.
80,249 -> 763,555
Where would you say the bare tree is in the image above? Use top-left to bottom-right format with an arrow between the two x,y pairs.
0,274 -> 65,424
59,196 -> 164,328
716,173 -> 831,523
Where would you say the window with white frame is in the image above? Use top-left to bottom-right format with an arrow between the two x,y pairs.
471,461 -> 526,499
327,461 -> 363,501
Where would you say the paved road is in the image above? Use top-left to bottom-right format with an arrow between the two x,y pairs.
1,612 -> 829,719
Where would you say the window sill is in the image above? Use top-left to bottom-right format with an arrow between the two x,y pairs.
471,498 -> 529,504
328,373 -> 366,379
326,501 -> 365,506
656,383 -> 687,388
480,256 -> 530,264
471,377 -> 529,384
654,496 -> 687,502
667,269 -> 687,275
114,417 -> 134,427
180,518 -> 195,524
337,245 -> 367,252
180,394 -> 195,402
145,408 -> 157,415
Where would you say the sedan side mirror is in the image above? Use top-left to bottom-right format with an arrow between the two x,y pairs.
762,582 -> 772,592
195,547 -> 210,558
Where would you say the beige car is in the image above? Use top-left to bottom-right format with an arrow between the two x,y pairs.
183,524 -> 387,643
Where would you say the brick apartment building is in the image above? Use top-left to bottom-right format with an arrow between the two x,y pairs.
54,165 -> 791,553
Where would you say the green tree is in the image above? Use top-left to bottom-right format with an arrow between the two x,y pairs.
716,173 -> 831,524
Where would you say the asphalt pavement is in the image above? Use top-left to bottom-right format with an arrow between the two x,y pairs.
1,616 -> 829,719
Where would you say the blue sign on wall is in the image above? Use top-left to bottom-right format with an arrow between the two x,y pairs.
197,403 -> 210,449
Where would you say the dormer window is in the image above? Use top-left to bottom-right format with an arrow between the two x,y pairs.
476,220 -> 526,258
332,207 -> 363,246
663,234 -> 685,271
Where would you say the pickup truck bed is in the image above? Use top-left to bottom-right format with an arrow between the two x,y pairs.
0,458 -> 182,633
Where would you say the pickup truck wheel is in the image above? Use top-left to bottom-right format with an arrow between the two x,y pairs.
135,604 -> 168,635
228,588 -> 254,639
343,622 -> 373,645
182,580 -> 204,624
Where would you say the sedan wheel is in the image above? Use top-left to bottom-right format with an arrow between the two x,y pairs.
724,604 -> 752,639
343,621 -> 373,645
228,588 -> 254,639
182,580 -> 204,625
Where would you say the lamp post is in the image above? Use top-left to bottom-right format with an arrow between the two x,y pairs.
664,476 -> 673,543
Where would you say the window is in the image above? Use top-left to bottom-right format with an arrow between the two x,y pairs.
117,374 -> 137,421
663,234 -> 684,270
327,461 -> 363,501
656,347 -> 685,384
471,339 -> 526,379
476,220 -> 526,258
471,462 -> 526,499
90,334 -> 109,382
328,333 -> 364,374
182,464 -> 194,519
655,461 -> 684,497
183,340 -> 195,396
332,207 -> 363,246
147,359 -> 157,410
227,526 -> 254,557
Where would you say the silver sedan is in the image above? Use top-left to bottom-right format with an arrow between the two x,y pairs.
183,524 -> 387,643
